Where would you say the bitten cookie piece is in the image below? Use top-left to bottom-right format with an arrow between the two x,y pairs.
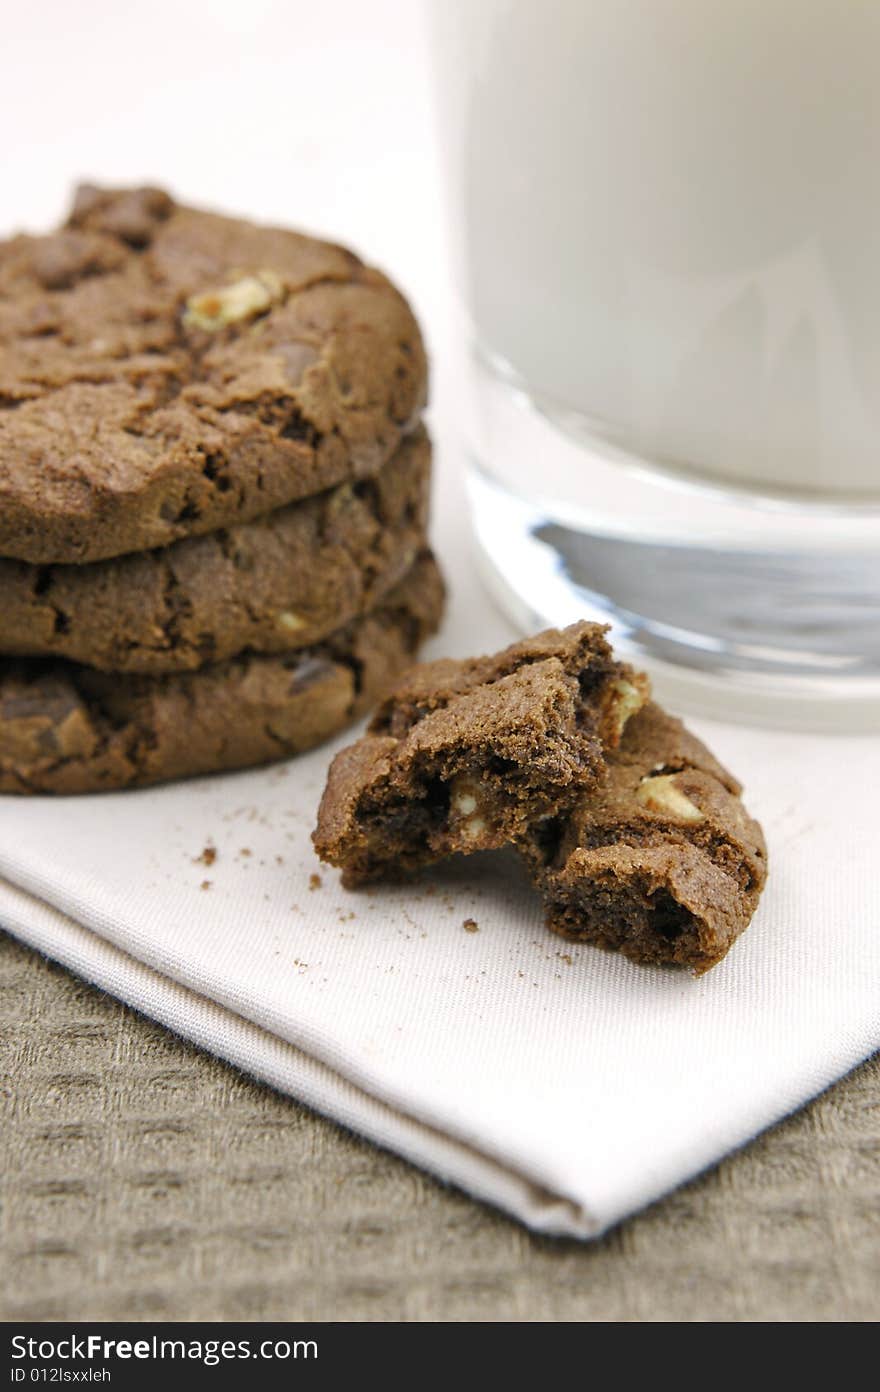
313,622 -> 649,885
0,185 -> 426,563
0,426 -> 430,674
0,551 -> 444,794
520,703 -> 767,973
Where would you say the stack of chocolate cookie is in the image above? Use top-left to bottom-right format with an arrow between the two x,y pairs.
0,187 -> 444,793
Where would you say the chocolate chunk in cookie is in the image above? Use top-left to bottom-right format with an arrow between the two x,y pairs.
520,703 -> 767,973
0,550 -> 444,794
0,426 -> 431,674
313,623 -> 649,885
0,186 -> 426,563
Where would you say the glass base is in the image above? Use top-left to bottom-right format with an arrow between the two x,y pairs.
466,356 -> 880,731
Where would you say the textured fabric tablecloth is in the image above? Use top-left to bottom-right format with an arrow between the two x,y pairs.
4,929 -> 877,1322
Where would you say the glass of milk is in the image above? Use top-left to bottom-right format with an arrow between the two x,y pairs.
428,0 -> 880,727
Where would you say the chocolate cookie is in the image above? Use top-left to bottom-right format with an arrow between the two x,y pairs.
313,622 -> 649,885
520,703 -> 767,973
0,185 -> 426,563
0,551 -> 444,794
0,427 -> 430,674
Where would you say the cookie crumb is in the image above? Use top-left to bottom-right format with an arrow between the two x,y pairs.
463,918 -> 479,933
239,847 -> 252,858
308,873 -> 322,891
195,846 -> 216,866
200,879 -> 212,891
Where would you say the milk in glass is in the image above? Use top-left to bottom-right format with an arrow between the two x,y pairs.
437,0 -> 880,498
429,0 -> 880,722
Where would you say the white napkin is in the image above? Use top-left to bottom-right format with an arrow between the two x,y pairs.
2,475 -> 878,1240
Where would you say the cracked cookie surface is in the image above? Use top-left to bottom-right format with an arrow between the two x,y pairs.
0,185 -> 426,563
0,550 -> 444,794
313,622 -> 649,885
520,702 -> 767,973
0,427 -> 430,673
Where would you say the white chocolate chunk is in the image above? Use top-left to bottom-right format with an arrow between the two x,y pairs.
453,790 -> 478,817
183,270 -> 283,331
636,773 -> 704,822
278,611 -> 306,632
460,814 -> 486,841
609,677 -> 648,738
450,780 -> 487,840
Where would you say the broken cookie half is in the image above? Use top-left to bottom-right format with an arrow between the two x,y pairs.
519,703 -> 768,974
312,624 -> 767,973
313,621 -> 648,885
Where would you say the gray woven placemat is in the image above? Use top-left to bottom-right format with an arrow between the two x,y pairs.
1,930 -> 877,1322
